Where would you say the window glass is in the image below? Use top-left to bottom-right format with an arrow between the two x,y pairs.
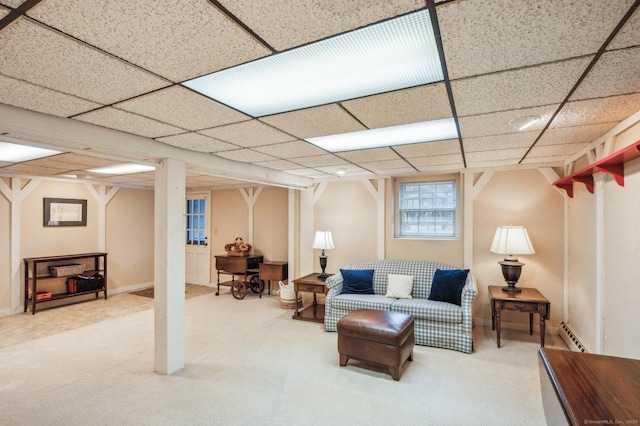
397,180 -> 456,238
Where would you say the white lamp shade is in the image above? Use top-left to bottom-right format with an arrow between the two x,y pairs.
490,226 -> 535,255
312,230 -> 335,250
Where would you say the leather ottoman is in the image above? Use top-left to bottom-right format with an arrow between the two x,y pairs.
337,309 -> 414,381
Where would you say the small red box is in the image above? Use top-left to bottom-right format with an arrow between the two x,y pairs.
35,291 -> 52,300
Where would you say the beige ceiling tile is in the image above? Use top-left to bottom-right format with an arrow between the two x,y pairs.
415,163 -> 465,173
552,93 -> 640,128
358,159 -> 414,173
342,83 -> 452,128
1,5 -> 10,18
199,120 -> 296,147
519,155 -> 565,166
537,123 -> 618,146
74,107 -> 183,139
438,0 -> 633,79
157,133 -> 238,153
2,163 -> 72,175
393,139 -> 460,158
51,153 -> 120,168
315,164 -> 369,176
218,0 -> 424,51
465,158 -> 521,169
0,75 -> 101,117
0,161 -> 12,167
571,48 -> 640,100
28,0 -> 270,82
252,140 -> 326,159
407,153 -> 462,167
254,159 -> 302,171
337,148 -> 401,162
283,168 -> 331,178
214,149 -> 276,163
466,148 -> 528,163
609,7 -> 640,50
1,1 -> 20,9
452,58 -> 592,117
464,133 -> 538,153
115,86 -> 250,131
0,19 -> 170,104
260,104 -> 366,139
290,154 -> 349,168
524,142 -> 589,159
458,106 -> 558,139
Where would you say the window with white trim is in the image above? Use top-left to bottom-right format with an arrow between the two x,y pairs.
396,180 -> 457,238
186,197 -> 207,245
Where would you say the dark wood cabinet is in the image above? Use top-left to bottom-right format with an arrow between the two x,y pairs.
23,252 -> 107,315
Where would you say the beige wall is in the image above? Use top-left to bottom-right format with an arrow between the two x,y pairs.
106,188 -> 154,290
254,186 -> 288,262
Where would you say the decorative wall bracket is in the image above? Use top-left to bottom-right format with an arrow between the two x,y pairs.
553,140 -> 640,198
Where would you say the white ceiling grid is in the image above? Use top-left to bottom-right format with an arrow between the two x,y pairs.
0,0 -> 638,189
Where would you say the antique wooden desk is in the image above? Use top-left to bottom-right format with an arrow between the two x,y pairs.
214,255 -> 263,298
539,348 -> 640,425
489,285 -> 550,348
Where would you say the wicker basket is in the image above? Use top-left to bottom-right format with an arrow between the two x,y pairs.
280,295 -> 302,309
49,264 -> 85,277
225,237 -> 252,256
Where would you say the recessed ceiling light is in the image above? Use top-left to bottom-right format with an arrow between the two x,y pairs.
88,164 -> 155,175
0,141 -> 61,162
306,118 -> 458,152
182,9 -> 443,117
336,168 -> 347,176
509,116 -> 540,131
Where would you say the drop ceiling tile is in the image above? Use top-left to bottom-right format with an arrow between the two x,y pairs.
452,58 -> 592,117
1,163 -> 72,175
199,120 -> 297,147
466,148 -> 527,163
290,154 -> 349,168
609,8 -> 640,50
0,74 -> 102,117
1,5 -> 10,18
51,153 -> 120,168
438,0 -> 633,79
524,142 -> 590,159
571,48 -> 640,100
342,83 -> 452,128
464,133 -> 537,153
253,141 -> 326,159
407,153 -> 463,167
466,158 -> 521,169
74,107 -> 183,139
0,1 -> 20,8
254,159 -> 302,171
260,104 -> 366,139
0,161 -> 12,167
337,148 -> 401,163
215,149 -> 276,163
414,163 -> 464,173
537,123 -> 618,146
315,164 -> 369,176
393,139 -> 460,158
283,168 -> 331,178
0,18 -> 170,104
218,0 -> 424,51
157,133 -> 238,153
458,106 -> 558,139
552,93 -> 640,128
358,159 -> 414,173
519,155 -> 565,165
27,0 -> 271,82
115,86 -> 250,131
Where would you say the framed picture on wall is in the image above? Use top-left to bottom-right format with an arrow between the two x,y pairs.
43,198 -> 87,227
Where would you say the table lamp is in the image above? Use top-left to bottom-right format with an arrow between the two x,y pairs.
490,226 -> 535,293
312,230 -> 335,279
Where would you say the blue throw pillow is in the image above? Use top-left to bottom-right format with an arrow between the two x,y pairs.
340,269 -> 375,294
428,269 -> 469,306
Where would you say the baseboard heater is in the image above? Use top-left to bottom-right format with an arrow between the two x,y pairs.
559,322 -> 588,353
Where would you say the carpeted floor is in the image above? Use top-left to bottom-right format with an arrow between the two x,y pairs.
0,289 -> 567,425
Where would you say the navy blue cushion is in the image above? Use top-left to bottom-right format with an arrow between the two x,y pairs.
428,269 -> 469,306
340,269 -> 375,294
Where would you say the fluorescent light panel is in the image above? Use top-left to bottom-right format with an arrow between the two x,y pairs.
307,118 -> 458,152
88,164 -> 155,175
182,10 -> 443,117
0,141 -> 61,162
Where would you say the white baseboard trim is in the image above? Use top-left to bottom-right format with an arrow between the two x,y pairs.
474,317 -> 559,335
109,282 -> 154,296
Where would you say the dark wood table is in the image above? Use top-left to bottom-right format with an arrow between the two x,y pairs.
539,348 -> 640,425
259,261 -> 288,295
292,273 -> 330,323
489,285 -> 550,348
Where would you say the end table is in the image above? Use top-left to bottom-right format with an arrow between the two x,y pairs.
292,273 -> 331,323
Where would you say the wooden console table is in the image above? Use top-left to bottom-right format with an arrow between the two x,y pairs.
292,273 -> 330,323
539,348 -> 640,425
489,285 -> 550,348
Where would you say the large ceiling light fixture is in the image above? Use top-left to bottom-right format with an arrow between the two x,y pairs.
306,118 -> 458,152
182,10 -> 443,117
0,141 -> 61,162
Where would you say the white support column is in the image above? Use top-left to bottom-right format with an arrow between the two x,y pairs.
300,187 -> 315,275
362,179 -> 385,260
154,158 -> 186,375
288,189 -> 296,280
463,172 -> 473,269
594,173 -> 606,354
239,186 -> 263,244
84,184 -> 120,252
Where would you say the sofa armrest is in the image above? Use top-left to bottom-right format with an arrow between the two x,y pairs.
460,272 -> 478,334
325,272 -> 343,296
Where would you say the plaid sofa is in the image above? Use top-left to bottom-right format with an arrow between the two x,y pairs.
324,259 -> 477,354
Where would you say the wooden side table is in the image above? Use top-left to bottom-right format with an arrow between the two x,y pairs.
489,285 -> 550,348
259,261 -> 288,295
292,273 -> 330,323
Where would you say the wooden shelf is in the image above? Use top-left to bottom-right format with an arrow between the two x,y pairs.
553,140 -> 640,198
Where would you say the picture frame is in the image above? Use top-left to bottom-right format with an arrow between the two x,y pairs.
43,198 -> 87,227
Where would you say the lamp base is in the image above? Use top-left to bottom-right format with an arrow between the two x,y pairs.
316,272 -> 329,280
499,260 -> 524,293
501,284 -> 522,293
